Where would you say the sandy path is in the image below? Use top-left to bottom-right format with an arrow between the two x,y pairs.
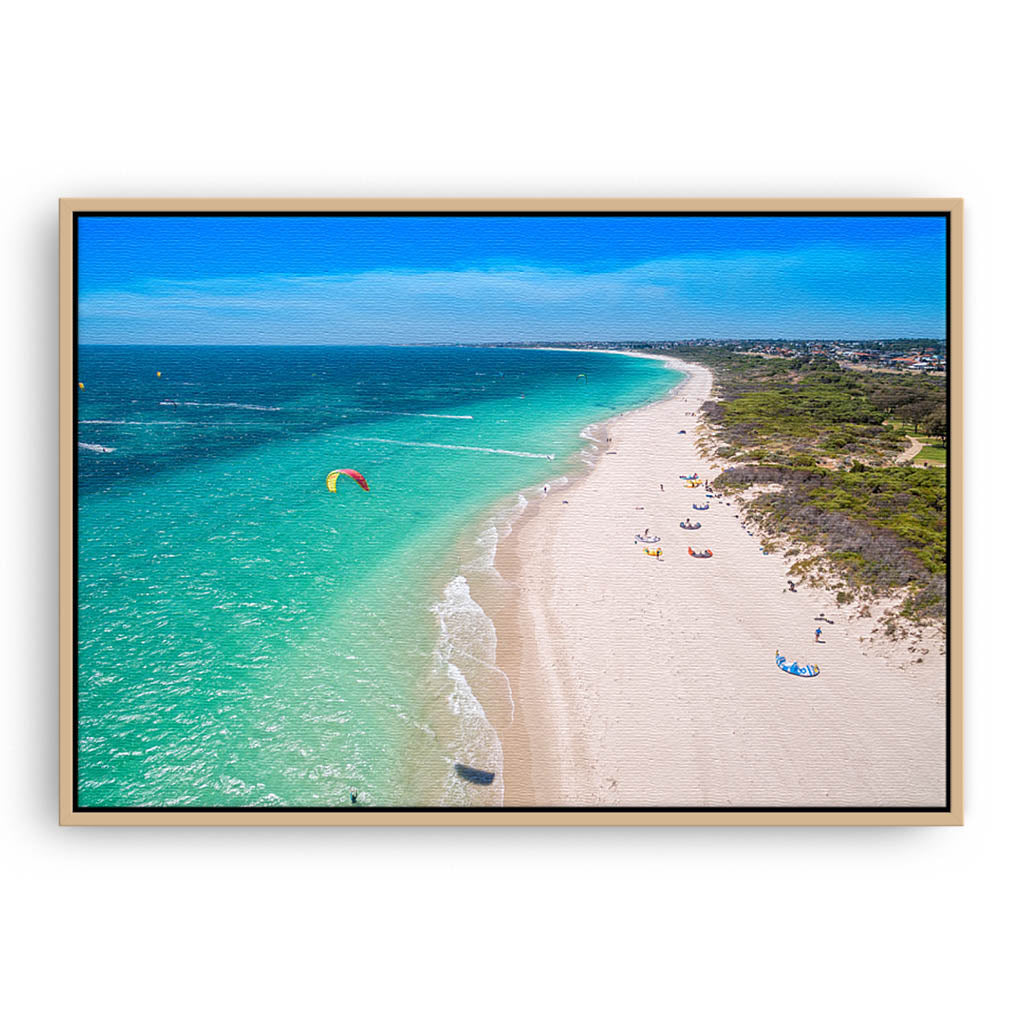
490,356 -> 946,807
896,436 -> 925,464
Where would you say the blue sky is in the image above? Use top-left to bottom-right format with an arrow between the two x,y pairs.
78,215 -> 947,344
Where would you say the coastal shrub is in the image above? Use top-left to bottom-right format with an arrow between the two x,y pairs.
789,557 -> 818,576
722,463 -> 946,618
809,489 -> 934,591
717,465 -> 825,490
832,550 -> 867,567
723,385 -> 885,434
701,400 -> 725,424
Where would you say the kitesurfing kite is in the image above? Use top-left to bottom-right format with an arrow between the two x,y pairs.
775,651 -> 820,678
326,468 -> 370,493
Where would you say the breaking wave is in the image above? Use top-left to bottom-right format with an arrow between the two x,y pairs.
431,575 -> 511,806
348,407 -> 473,420
348,437 -> 554,460
160,401 -> 281,411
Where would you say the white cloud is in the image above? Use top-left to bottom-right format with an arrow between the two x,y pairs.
79,244 -> 945,344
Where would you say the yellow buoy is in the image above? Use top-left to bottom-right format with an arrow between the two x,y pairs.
78,382 -> 84,390
156,371 -> 162,378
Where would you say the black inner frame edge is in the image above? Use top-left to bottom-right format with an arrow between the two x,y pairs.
70,209 -> 954,814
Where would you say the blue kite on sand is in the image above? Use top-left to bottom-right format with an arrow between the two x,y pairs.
693,502 -> 709,511
775,651 -> 820,678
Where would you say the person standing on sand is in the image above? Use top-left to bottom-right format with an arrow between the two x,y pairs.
815,627 -> 822,643
660,483 -> 664,492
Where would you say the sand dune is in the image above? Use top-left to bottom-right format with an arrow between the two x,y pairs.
491,356 -> 946,807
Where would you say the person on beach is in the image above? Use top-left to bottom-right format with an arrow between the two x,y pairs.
788,580 -> 797,593
660,483 -> 664,492
815,627 -> 823,643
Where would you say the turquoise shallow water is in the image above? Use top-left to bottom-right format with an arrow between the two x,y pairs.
76,345 -> 680,807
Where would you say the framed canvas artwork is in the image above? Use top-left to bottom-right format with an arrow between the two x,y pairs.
59,199 -> 962,824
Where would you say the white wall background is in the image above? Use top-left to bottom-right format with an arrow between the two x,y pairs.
2,2 -> 1019,1020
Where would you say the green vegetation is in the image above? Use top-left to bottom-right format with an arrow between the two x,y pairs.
916,444 -> 947,465
886,420 -> 947,465
686,350 -> 946,468
651,344 -> 948,620
809,466 -> 946,575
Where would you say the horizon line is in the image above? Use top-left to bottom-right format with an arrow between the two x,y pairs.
76,337 -> 947,347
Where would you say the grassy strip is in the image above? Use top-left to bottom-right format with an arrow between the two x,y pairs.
916,444 -> 947,464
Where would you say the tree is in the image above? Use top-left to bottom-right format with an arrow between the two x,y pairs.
921,410 -> 947,445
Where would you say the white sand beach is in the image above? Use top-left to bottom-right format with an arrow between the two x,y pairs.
490,355 -> 946,807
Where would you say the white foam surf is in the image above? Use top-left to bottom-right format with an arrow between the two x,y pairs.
78,442 -> 115,453
160,401 -> 281,411
348,437 -> 555,460
431,574 -> 514,806
464,493 -> 528,574
81,420 -> 260,427
348,407 -> 473,420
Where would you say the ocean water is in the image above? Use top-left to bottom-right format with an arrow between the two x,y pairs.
76,345 -> 680,807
